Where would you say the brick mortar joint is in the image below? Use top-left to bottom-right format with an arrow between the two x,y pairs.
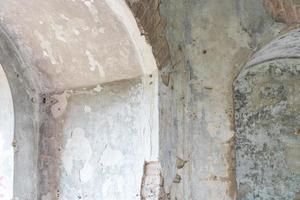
265,0 -> 300,24
126,0 -> 171,70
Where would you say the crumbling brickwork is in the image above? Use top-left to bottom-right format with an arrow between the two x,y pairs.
265,0 -> 300,24
126,0 -> 170,69
140,162 -> 166,200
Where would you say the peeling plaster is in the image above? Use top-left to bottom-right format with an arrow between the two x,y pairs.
62,127 -> 92,176
59,14 -> 70,21
79,162 -> 94,184
93,84 -> 103,92
51,92 -> 69,119
84,105 -> 92,113
34,31 -> 58,65
51,24 -> 68,43
0,0 -> 154,91
85,50 -> 105,77
100,146 -> 125,168
235,59 -> 300,199
41,192 -> 51,200
55,78 -> 158,199
83,0 -> 100,23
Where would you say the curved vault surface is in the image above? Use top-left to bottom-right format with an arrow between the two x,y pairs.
0,0 -> 156,91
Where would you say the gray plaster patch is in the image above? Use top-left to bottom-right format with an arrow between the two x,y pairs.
234,59 -> 300,200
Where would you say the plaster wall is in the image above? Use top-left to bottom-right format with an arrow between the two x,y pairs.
0,64 -> 14,200
0,1 -> 158,199
0,0 -> 156,91
158,0 -> 285,199
235,58 -> 300,200
0,29 -> 41,200
234,29 -> 300,199
39,76 -> 159,200
0,0 -> 299,199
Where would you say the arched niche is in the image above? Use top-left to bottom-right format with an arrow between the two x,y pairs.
0,27 -> 42,200
0,61 -> 14,199
234,29 -> 300,199
0,0 -> 159,199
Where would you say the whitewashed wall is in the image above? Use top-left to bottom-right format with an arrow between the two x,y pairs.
0,64 -> 14,200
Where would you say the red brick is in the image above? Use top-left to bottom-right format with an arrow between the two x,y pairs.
144,11 -> 162,36
264,0 -> 300,24
135,3 -> 146,18
154,18 -> 167,35
126,0 -> 170,70
268,0 -> 283,11
294,0 -> 300,5
282,0 -> 297,23
130,2 -> 141,16
295,5 -> 300,20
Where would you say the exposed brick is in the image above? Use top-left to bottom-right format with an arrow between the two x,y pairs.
130,3 -> 141,16
265,0 -> 300,24
152,36 -> 166,55
295,5 -> 300,20
140,162 -> 163,200
156,47 -> 170,69
153,19 -> 167,37
144,12 -> 162,37
126,0 -> 170,70
136,3 -> 146,18
269,0 -> 283,11
282,0 -> 297,23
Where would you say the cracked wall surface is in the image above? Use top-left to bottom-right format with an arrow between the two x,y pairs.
0,0 -> 158,199
0,0 -> 299,199
39,78 -> 158,200
157,0 -> 287,199
234,30 -> 300,200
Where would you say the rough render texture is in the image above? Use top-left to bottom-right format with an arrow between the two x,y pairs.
235,59 -> 300,200
0,0 -> 299,200
157,0 -> 286,199
234,30 -> 300,199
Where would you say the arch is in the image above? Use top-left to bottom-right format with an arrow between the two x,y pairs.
0,27 -> 41,200
0,0 -> 159,199
234,29 -> 300,199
